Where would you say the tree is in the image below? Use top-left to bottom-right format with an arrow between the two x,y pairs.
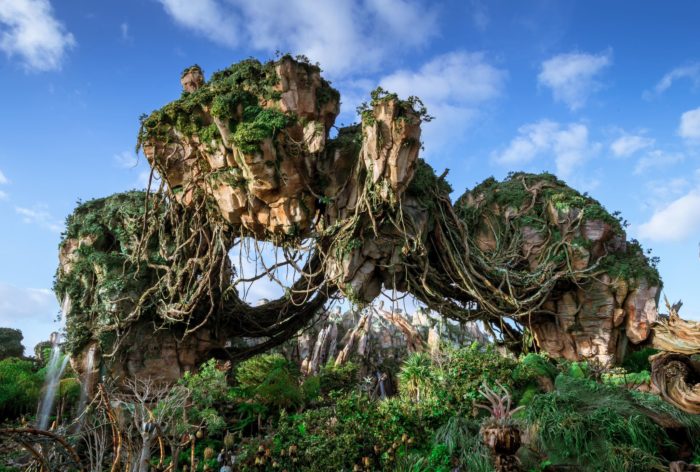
114,377 -> 190,472
0,357 -> 41,419
0,327 -> 24,359
34,340 -> 53,365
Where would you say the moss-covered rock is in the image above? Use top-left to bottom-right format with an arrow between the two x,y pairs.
451,172 -> 661,365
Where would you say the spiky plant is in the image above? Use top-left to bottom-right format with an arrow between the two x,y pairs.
475,381 -> 523,427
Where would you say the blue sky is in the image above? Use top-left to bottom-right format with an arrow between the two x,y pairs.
1,0 -> 700,352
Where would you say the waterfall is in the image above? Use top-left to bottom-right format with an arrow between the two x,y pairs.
77,346 -> 96,417
37,332 -> 70,430
376,370 -> 387,399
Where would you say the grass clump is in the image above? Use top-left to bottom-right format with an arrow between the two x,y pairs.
525,374 -> 695,471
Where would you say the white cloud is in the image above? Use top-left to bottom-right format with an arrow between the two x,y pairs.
0,169 -> 8,199
638,189 -> 700,242
381,52 -> 504,104
634,149 -> 685,174
158,0 -> 437,76
364,0 -> 436,47
0,0 -> 75,71
538,50 -> 612,110
645,63 -> 700,98
120,22 -> 131,42
469,0 -> 489,31
679,107 -> 700,141
380,51 -> 506,150
610,134 -> 654,157
114,150 -> 138,168
15,205 -> 63,232
492,120 -> 596,178
157,0 -> 238,48
646,177 -> 690,206
0,283 -> 60,353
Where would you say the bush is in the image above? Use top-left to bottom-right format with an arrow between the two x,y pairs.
178,359 -> 232,435
235,354 -> 304,410
622,347 -> 658,373
0,328 -> 24,360
525,375 -> 675,471
317,361 -> 358,395
0,357 -> 41,419
238,391 -> 440,471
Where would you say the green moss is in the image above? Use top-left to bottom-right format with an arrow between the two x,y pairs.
231,106 -> 292,154
316,80 -> 340,110
452,172 -> 660,289
598,239 -> 661,286
406,159 -> 452,212
357,86 -> 433,126
138,57 -> 290,152
198,122 -> 220,145
54,191 -> 168,355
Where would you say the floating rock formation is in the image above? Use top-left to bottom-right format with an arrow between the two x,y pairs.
453,174 -> 661,365
56,56 -> 668,382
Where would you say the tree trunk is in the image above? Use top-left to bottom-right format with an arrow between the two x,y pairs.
139,433 -> 155,472
169,443 -> 180,472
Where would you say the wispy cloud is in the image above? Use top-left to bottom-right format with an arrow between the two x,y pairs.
538,50 -> 612,110
0,168 -> 8,199
469,0 -> 489,31
638,188 -> 700,242
492,120 -> 598,178
0,0 -> 76,71
120,22 -> 131,42
0,283 -> 60,353
157,0 -> 238,48
645,177 -> 690,209
610,133 -> 654,157
15,205 -> 63,232
644,62 -> 700,99
114,150 -> 138,168
634,149 -> 685,174
157,0 -> 437,76
380,51 -> 506,151
679,106 -> 700,142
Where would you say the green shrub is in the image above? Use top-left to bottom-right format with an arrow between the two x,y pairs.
317,361 -> 358,395
0,357 -> 42,419
433,416 -> 493,471
0,328 -> 24,360
235,353 -> 304,410
622,347 -> 658,373
525,375 -> 672,471
237,391 -> 441,471
178,359 -> 231,435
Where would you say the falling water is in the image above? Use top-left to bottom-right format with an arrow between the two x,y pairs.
37,331 -> 70,430
77,346 -> 96,418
